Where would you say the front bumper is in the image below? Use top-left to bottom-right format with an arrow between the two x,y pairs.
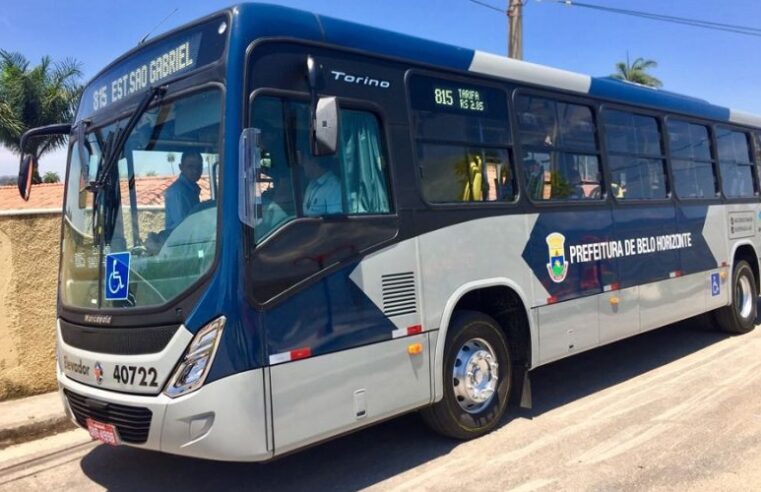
58,366 -> 272,462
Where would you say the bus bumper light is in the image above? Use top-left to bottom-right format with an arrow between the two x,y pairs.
164,317 -> 226,398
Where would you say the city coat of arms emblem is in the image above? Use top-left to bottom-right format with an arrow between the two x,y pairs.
546,232 -> 568,283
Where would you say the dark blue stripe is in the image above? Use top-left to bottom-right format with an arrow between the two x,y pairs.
522,206 -> 717,302
590,77 -> 731,122
262,261 -> 398,358
318,14 -> 474,71
234,4 -> 475,71
235,4 -> 326,45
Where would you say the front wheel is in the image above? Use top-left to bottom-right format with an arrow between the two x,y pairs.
421,311 -> 511,440
713,260 -> 757,334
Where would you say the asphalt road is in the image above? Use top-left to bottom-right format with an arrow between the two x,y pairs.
1,313 -> 760,492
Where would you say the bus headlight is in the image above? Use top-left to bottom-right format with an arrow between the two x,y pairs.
164,317 -> 226,398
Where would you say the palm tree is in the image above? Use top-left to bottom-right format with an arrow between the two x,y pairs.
611,54 -> 663,88
0,51 -> 82,183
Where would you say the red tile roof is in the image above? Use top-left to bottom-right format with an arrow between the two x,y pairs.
0,177 -> 212,212
0,182 -> 64,211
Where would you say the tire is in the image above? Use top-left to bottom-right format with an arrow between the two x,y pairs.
713,260 -> 757,334
421,310 -> 511,440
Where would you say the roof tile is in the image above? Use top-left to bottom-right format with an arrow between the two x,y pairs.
0,176 -> 212,212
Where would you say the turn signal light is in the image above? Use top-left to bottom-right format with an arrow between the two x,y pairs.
407,343 -> 423,355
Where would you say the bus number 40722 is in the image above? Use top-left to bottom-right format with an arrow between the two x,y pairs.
113,365 -> 159,387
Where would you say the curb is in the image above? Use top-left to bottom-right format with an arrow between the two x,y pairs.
0,415 -> 76,450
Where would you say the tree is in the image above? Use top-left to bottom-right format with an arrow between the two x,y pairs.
611,54 -> 663,88
42,171 -> 60,183
0,51 -> 82,183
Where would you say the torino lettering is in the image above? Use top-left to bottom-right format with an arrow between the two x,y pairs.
331,70 -> 390,88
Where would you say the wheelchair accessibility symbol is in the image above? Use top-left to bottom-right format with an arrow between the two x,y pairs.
711,272 -> 720,297
105,252 -> 131,301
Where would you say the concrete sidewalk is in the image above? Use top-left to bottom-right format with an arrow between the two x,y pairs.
0,392 -> 74,449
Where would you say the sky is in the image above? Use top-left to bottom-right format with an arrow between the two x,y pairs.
2,0 -> 761,178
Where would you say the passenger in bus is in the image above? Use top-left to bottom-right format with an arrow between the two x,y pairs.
524,159 -> 544,200
301,154 -> 342,215
568,169 -> 585,199
497,166 -> 513,200
261,173 -> 293,231
165,151 -> 203,230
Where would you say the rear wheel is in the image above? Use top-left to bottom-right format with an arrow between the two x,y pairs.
422,310 -> 511,440
713,260 -> 757,334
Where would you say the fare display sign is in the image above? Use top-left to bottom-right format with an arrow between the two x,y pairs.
433,86 -> 486,112
408,73 -> 508,121
77,15 -> 227,119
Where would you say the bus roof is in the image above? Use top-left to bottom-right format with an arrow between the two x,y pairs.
235,3 -> 761,129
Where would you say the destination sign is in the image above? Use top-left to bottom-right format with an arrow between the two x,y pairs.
408,74 -> 511,145
433,86 -> 486,112
77,15 -> 227,119
409,74 -> 507,120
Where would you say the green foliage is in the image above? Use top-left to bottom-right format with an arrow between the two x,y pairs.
611,56 -> 663,88
42,171 -> 60,183
0,50 -> 82,183
549,171 -> 573,199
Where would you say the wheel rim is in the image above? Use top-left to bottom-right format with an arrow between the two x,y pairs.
736,274 -> 754,320
452,337 -> 499,414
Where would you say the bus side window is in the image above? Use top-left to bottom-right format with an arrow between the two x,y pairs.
408,73 -> 514,205
667,120 -> 717,199
296,108 -> 392,216
418,145 -> 514,203
716,127 -> 755,198
755,133 -> 761,185
516,95 -> 602,201
602,109 -> 668,200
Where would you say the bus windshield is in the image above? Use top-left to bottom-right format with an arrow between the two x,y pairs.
60,89 -> 222,310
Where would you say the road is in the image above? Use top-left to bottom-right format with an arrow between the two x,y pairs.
1,314 -> 760,492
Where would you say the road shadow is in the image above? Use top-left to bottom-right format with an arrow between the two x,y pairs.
80,306 -> 753,491
515,311 -> 736,419
80,412 -> 453,492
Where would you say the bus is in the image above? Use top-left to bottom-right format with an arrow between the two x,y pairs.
17,3 -> 761,461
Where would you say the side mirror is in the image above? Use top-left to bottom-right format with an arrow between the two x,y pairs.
18,154 -> 35,201
312,96 -> 339,156
305,55 -> 339,156
238,127 -> 262,228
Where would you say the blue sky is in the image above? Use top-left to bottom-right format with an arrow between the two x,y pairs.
2,0 -> 761,177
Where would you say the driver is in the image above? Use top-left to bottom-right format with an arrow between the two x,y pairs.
165,151 -> 203,230
301,153 -> 342,216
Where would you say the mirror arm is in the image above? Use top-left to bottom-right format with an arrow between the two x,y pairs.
18,123 -> 72,161
306,55 -> 320,155
16,123 -> 72,201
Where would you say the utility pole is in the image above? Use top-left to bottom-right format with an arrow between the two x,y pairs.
508,0 -> 523,59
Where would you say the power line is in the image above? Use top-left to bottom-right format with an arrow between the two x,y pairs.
554,1 -> 761,38
468,0 -> 761,38
469,0 -> 506,14
468,0 -> 529,14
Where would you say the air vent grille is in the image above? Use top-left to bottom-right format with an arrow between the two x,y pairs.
382,272 -> 417,317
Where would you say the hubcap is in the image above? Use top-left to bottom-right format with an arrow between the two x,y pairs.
736,275 -> 753,320
452,337 -> 499,414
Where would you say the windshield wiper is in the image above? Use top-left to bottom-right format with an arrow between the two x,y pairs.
88,86 -> 166,194
88,86 -> 166,243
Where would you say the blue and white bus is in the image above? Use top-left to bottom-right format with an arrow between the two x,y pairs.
17,3 -> 761,461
